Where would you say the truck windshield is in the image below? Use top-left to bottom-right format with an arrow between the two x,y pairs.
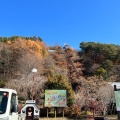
0,91 -> 9,114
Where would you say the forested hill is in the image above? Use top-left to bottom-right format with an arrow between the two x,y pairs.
79,42 -> 120,80
0,36 -> 119,116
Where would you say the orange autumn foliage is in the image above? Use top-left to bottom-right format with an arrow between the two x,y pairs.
9,37 -> 48,59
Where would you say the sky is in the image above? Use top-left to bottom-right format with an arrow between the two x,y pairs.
0,0 -> 120,50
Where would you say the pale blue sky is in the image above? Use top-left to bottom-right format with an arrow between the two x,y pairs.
0,0 -> 120,50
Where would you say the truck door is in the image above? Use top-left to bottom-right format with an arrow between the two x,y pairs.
26,107 -> 34,120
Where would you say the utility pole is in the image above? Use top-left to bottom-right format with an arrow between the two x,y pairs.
32,68 -> 37,100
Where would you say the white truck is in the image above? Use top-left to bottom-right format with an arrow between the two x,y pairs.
0,88 -> 25,120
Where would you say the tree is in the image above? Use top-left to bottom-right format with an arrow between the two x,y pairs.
95,68 -> 107,78
97,84 -> 114,115
0,45 -> 21,79
45,74 -> 74,106
102,60 -> 113,70
80,42 -> 120,64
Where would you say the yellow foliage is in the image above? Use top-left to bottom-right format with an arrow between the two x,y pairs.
6,41 -> 11,45
8,38 -> 48,59
80,111 -> 93,115
26,40 -> 48,58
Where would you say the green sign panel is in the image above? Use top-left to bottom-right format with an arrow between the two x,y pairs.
45,90 -> 67,107
114,91 -> 120,111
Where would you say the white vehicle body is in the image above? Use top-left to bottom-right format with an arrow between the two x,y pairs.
21,100 -> 40,119
111,82 -> 120,89
0,88 -> 25,120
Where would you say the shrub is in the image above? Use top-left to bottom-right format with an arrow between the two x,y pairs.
0,81 -> 6,88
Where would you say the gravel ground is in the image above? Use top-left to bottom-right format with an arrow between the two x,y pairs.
39,115 -> 118,120
39,118 -> 68,120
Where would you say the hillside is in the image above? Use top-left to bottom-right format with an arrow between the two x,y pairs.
0,36 -> 119,116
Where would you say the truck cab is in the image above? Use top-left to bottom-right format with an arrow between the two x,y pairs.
0,88 -> 21,120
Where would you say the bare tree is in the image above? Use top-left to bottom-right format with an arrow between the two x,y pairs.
18,53 -> 43,76
6,73 -> 47,105
97,83 -> 114,115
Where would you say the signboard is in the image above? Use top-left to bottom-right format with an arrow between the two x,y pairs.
44,90 -> 67,107
114,91 -> 120,111
26,100 -> 36,104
